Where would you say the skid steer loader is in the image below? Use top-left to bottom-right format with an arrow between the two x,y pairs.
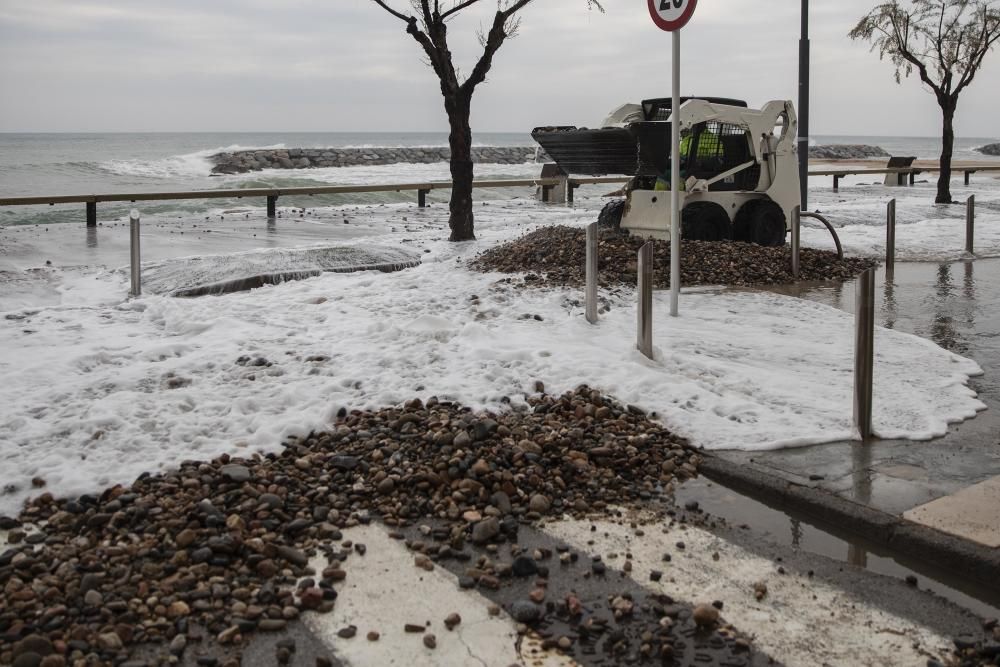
531,97 -> 800,247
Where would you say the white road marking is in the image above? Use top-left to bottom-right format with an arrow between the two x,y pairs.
543,513 -> 953,667
301,523 -> 575,667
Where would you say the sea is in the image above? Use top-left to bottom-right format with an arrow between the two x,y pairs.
1,132 -> 998,227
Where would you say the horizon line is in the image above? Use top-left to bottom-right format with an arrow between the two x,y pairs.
1,130 -> 997,140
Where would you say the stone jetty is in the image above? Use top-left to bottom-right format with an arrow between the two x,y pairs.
210,146 -> 550,174
808,144 -> 889,160
976,143 -> 1000,156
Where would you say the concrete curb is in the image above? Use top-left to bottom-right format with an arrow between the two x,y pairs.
698,454 -> 1000,596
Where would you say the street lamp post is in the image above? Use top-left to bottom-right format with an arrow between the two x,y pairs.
799,0 -> 810,212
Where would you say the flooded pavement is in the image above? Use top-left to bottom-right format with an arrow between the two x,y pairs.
706,258 -> 1000,615
676,477 -> 1000,619
719,259 -> 1000,514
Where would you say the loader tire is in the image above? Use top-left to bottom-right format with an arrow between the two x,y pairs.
734,199 -> 786,247
681,202 -> 732,241
597,199 -> 626,229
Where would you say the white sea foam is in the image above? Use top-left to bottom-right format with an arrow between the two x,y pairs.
0,197 -> 986,514
98,143 -> 289,179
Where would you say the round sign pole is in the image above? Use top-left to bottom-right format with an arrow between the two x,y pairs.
669,28 -> 681,317
648,0 -> 696,317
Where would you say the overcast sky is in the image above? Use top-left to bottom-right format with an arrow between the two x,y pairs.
1,0 -> 998,137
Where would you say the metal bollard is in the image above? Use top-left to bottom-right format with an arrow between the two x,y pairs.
637,242 -> 653,359
791,205 -> 801,278
585,222 -> 598,324
853,267 -> 876,441
885,199 -> 896,278
966,195 -> 975,254
129,209 -> 141,297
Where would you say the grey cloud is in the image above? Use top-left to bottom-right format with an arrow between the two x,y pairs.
0,0 -> 998,136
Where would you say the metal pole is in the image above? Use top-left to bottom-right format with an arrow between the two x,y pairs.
585,222 -> 598,324
129,209 -> 141,297
798,0 -> 810,212
670,29 -> 681,317
853,267 -> 875,441
791,205 -> 801,278
266,195 -> 277,219
637,242 -> 654,359
86,201 -> 97,227
966,194 -> 975,254
885,199 -> 896,278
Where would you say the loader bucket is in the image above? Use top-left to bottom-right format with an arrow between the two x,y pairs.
531,122 -> 672,177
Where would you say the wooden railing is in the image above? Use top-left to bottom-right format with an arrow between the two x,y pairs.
0,176 -> 632,226
810,165 -> 1000,190
0,167 -> 996,226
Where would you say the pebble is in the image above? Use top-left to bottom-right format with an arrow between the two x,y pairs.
337,626 -> 357,639
471,517 -> 500,544
168,635 -> 186,656
510,601 -> 542,624
692,603 -> 720,627
258,619 -> 287,632
220,464 -> 250,483
423,634 -> 437,649
512,556 -> 538,577
366,631 -> 380,642
528,494 -> 551,513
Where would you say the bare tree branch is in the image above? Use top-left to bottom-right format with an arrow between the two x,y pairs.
372,0 -> 411,23
440,0 -> 484,20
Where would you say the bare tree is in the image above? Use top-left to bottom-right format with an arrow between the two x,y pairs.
849,1 -> 1000,203
372,0 -> 602,241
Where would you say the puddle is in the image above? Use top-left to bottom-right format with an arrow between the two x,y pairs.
676,477 -> 1000,619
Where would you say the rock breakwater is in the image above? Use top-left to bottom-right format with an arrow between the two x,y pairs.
976,143 -> 1000,156
808,144 -> 890,160
211,146 -> 550,174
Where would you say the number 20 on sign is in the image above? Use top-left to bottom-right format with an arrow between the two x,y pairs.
648,0 -> 697,32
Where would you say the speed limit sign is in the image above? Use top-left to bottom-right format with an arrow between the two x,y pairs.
648,0 -> 697,32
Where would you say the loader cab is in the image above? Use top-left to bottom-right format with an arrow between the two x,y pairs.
684,121 -> 760,192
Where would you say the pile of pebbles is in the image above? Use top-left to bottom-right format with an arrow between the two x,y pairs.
471,225 -> 877,288
0,387 -> 699,665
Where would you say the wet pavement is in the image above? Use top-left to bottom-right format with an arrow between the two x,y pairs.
676,477 -> 1000,619
718,259 -> 1000,516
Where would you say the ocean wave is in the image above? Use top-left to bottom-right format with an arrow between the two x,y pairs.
97,143 -> 289,179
